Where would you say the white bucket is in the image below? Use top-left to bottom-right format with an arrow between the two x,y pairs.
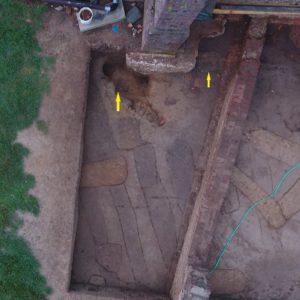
79,7 -> 93,25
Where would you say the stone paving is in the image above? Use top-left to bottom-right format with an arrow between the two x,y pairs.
209,25 -> 300,300
71,37 -> 225,292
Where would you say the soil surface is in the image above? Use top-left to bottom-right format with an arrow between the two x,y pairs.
70,26 -> 239,293
209,24 -> 300,300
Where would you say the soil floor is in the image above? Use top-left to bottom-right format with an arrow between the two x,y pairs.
209,25 -> 300,300
70,27 -> 235,293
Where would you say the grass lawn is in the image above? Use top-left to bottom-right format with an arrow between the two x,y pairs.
0,0 -> 51,298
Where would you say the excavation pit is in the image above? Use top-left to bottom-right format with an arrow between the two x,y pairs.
70,22 -> 244,298
69,42 -> 226,296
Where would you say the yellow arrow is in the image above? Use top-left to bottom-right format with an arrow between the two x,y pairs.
116,92 -> 121,112
207,72 -> 211,89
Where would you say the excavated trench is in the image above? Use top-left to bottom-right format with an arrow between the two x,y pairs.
69,28 -> 234,295
68,21 -> 300,299
69,18 -> 300,299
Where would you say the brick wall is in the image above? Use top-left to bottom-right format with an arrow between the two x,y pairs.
142,0 -> 209,52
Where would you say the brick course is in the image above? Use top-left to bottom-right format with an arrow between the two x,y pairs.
142,0 -> 209,52
170,18 -> 268,300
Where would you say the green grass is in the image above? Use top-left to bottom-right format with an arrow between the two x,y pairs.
36,120 -> 48,134
0,0 -> 52,299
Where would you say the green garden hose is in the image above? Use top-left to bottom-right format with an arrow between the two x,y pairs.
210,161 -> 300,274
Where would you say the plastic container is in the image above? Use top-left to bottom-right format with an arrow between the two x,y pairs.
79,7 -> 93,25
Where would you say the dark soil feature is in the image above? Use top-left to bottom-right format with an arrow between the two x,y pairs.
94,50 -> 126,72
101,51 -> 149,97
199,18 -> 248,55
262,25 -> 300,63
103,61 -> 150,97
99,51 -> 165,125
